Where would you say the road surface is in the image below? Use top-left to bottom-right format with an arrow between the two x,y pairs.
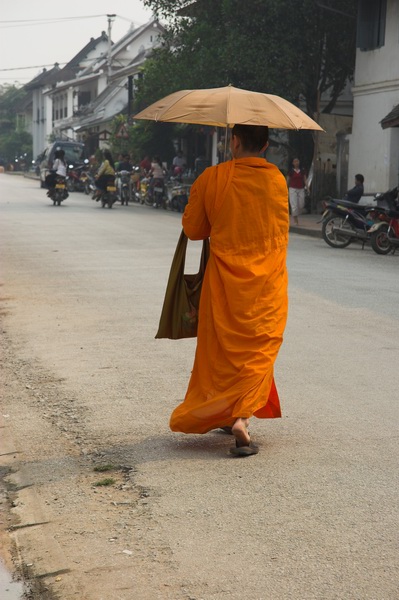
0,174 -> 398,599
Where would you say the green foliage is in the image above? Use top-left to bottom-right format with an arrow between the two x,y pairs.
139,0 -> 357,117
0,85 -> 32,162
0,130 -> 32,164
109,113 -> 175,164
93,478 -> 115,487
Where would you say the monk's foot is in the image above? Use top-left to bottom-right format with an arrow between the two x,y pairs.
231,418 -> 250,448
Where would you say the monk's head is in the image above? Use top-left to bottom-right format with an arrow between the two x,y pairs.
231,125 -> 269,158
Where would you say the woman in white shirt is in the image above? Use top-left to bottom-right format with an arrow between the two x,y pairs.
45,149 -> 66,192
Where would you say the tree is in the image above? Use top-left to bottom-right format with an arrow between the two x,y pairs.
0,85 -> 32,165
109,114 -> 175,164
139,0 -> 357,118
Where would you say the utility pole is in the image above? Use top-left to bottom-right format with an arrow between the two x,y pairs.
127,75 -> 134,125
106,14 -> 116,81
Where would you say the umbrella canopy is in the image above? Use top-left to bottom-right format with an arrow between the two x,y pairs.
134,85 -> 323,131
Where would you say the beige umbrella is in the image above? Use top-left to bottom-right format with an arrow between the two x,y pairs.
134,85 -> 323,131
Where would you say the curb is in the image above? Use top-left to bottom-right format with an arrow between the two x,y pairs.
289,225 -> 322,238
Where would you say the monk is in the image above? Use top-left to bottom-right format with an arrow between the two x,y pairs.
169,124 -> 289,456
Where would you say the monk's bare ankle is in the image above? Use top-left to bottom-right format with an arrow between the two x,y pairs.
232,418 -> 250,447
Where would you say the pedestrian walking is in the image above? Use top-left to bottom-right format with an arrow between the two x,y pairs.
287,157 -> 308,225
169,124 -> 289,456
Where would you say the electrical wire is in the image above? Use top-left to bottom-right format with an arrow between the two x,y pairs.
0,13 -> 142,29
0,15 -> 107,28
0,63 -> 68,72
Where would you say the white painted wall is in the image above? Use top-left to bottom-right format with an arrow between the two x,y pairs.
349,0 -> 399,193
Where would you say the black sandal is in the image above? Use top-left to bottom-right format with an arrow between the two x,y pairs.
230,441 -> 259,457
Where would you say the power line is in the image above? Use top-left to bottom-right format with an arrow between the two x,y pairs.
0,63 -> 68,72
0,13 -> 142,29
0,15 -> 106,28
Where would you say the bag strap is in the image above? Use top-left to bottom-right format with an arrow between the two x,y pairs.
174,229 -> 189,275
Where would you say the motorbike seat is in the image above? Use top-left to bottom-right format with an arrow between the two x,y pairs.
328,198 -> 373,211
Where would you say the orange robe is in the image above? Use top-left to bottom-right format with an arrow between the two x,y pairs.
169,157 -> 289,434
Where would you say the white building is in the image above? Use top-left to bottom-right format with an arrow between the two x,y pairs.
24,33 -> 109,159
47,19 -> 163,152
349,0 -> 399,193
25,64 -> 61,159
24,18 -> 163,158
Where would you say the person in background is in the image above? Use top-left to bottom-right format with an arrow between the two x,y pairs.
169,125 -> 289,457
118,153 -> 132,172
116,153 -> 132,199
344,174 -> 364,203
93,150 -> 115,201
88,155 -> 98,175
45,149 -> 66,196
139,155 -> 151,175
286,157 -> 308,225
149,156 -> 165,203
172,150 -> 186,179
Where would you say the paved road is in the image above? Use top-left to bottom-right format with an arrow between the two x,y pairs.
0,174 -> 398,599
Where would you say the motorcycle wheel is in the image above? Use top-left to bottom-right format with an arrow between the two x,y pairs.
84,183 -> 90,195
322,215 -> 353,248
67,179 -> 74,193
370,224 -> 392,255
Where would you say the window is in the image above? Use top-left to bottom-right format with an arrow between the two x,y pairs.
357,0 -> 387,50
78,91 -> 91,107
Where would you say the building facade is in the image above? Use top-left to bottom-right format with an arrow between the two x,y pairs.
349,0 -> 399,193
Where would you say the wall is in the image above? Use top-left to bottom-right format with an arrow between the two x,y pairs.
349,0 -> 399,192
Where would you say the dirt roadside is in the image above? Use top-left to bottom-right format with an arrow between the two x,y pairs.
0,326 -> 182,600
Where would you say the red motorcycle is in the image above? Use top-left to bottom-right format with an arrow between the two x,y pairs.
67,160 -> 90,193
368,188 -> 399,254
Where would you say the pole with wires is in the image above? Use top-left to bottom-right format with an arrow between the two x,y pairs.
106,14 -> 116,81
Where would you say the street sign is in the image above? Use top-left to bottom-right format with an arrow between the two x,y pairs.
116,123 -> 129,139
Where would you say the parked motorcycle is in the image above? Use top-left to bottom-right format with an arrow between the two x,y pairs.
321,197 -> 375,249
130,167 -> 141,202
48,175 -> 68,206
152,178 -> 167,209
85,172 -> 96,196
367,187 -> 399,254
169,182 -> 188,213
140,176 -> 150,205
67,160 -> 90,193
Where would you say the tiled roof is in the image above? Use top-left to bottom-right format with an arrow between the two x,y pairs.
45,32 -> 109,86
25,65 -> 61,89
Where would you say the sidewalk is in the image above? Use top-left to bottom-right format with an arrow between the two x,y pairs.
290,213 -> 322,238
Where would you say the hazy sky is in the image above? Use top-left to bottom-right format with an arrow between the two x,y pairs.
0,1 -> 154,86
